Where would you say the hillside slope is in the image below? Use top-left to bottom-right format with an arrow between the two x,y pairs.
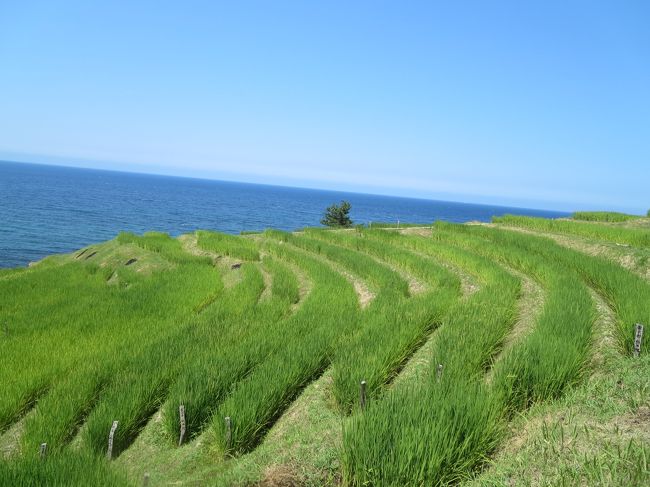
1,220 -> 648,486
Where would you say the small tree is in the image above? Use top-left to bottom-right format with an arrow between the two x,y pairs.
321,200 -> 353,228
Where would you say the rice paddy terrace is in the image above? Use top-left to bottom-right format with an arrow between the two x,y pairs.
1,216 -> 649,486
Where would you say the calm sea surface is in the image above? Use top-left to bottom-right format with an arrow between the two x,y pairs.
0,161 -> 568,268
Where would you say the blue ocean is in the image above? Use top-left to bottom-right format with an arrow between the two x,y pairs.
0,160 -> 568,268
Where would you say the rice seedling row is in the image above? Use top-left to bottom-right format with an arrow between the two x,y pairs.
2,220 -> 647,486
493,214 -> 650,248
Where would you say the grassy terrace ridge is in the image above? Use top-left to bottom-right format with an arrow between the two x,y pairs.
571,211 -> 645,223
0,221 -> 648,486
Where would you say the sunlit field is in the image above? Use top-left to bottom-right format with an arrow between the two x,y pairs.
1,217 -> 648,486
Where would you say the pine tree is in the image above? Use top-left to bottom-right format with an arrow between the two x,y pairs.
321,201 -> 353,227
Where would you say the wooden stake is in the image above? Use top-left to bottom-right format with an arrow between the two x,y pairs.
224,416 -> 232,451
107,420 -> 118,460
39,442 -> 47,459
178,404 -> 186,446
360,380 -> 367,410
634,324 -> 644,357
436,364 -> 444,381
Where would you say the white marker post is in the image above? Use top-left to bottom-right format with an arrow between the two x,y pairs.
39,442 -> 47,459
360,380 -> 367,411
634,324 -> 644,357
436,364 -> 444,381
178,404 -> 186,446
107,420 -> 119,460
224,416 -> 232,452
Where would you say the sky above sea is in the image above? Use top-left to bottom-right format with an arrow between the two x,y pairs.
0,1 -> 648,213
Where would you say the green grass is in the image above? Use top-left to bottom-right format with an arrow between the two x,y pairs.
572,211 -> 643,222
0,450 -> 129,486
196,230 -> 261,261
468,353 -> 650,486
1,218 -> 649,485
494,214 -> 650,248
341,227 -> 521,485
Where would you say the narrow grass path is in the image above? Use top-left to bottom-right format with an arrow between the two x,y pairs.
485,266 -> 545,383
178,233 -> 243,289
588,287 -> 619,371
0,409 -> 36,460
278,258 -> 313,313
116,371 -> 343,486
274,240 -> 375,309
257,266 -> 273,303
466,279 -> 650,487
398,227 -> 480,297
497,224 -> 650,282
212,370 -> 342,487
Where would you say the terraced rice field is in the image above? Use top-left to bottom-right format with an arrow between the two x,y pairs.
1,217 -> 648,486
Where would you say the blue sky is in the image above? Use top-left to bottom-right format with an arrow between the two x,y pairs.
1,1 -> 648,212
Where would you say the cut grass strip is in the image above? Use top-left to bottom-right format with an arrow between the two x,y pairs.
494,214 -> 650,248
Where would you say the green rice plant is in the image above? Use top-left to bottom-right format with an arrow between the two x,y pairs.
262,256 -> 300,304
213,328 -> 334,454
0,262 -> 114,432
572,211 -> 642,222
20,366 -> 108,457
470,240 -> 590,399
81,335 -> 184,456
81,264 -> 264,456
289,231 -> 410,298
0,267 -> 28,279
3,220 -> 648,484
196,230 -> 260,261
343,379 -> 503,486
282,234 -> 427,410
302,229 -> 462,411
359,228 -> 498,290
493,214 -> 650,248
365,222 -> 432,228
342,222 -> 599,485
211,234 -> 359,454
116,231 -> 211,264
162,264 -> 300,442
461,222 -> 649,355
1,235 -> 221,455
0,450 -> 129,486
431,223 -> 595,403
306,227 -> 461,291
333,295 -> 454,413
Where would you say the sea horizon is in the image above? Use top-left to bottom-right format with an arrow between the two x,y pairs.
0,159 -> 570,268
